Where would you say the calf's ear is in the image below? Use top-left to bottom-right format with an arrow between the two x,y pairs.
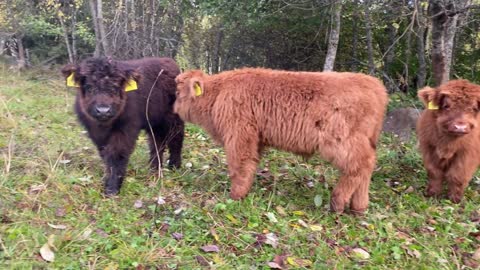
124,69 -> 142,92
188,77 -> 204,98
418,86 -> 437,108
61,64 -> 80,87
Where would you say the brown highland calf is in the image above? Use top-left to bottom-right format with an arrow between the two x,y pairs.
417,79 -> 480,203
174,68 -> 388,214
62,57 -> 184,195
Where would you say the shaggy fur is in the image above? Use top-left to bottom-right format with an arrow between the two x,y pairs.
417,79 -> 480,203
174,68 -> 388,214
62,57 -> 184,195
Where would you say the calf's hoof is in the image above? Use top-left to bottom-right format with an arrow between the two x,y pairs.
104,188 -> 120,197
425,186 -> 442,198
229,187 -> 249,200
447,193 -> 463,204
167,159 -> 181,169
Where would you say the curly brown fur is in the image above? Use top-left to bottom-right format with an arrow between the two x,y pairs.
62,57 -> 184,195
174,68 -> 388,214
417,79 -> 480,203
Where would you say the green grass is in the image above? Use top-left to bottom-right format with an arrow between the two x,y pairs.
0,69 -> 479,269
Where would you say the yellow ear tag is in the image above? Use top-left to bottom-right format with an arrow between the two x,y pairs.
125,78 -> 138,92
66,73 -> 79,87
194,83 -> 202,96
428,101 -> 439,110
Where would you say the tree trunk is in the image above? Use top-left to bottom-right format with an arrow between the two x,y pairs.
212,25 -> 223,73
89,0 -> 101,57
16,36 -> 27,69
415,0 -> 427,89
97,0 -> 110,56
72,9 -> 78,62
323,0 -> 342,71
59,17 -> 74,63
429,0 -> 471,86
364,0 -> 375,74
351,0 -> 359,71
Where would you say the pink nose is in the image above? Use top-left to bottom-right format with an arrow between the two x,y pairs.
454,124 -> 467,132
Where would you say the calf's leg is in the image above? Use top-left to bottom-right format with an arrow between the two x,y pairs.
422,151 -> 445,198
166,119 -> 184,169
100,130 -> 139,195
445,155 -> 477,203
330,136 -> 376,214
224,127 -> 260,200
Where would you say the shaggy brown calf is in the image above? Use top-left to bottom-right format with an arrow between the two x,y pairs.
174,68 -> 388,214
62,57 -> 184,195
417,79 -> 480,203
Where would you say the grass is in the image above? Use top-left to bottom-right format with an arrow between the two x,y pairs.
0,69 -> 479,269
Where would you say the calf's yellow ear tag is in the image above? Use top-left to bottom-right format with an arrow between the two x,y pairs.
194,83 -> 202,96
125,78 -> 138,92
428,101 -> 439,110
66,73 -> 80,87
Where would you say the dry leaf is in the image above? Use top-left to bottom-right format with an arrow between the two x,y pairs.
172,232 -> 183,241
266,212 -> 278,223
265,233 -> 279,248
195,255 -> 210,266
286,256 -> 313,267
351,248 -> 370,260
473,247 -> 480,261
40,243 -> 55,262
134,200 -> 143,209
210,228 -> 220,242
200,245 -> 220,253
48,223 -> 67,230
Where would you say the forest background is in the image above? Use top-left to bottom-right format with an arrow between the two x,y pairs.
1,0 -> 479,90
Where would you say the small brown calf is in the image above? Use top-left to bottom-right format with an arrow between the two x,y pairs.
175,68 -> 388,214
417,79 -> 480,203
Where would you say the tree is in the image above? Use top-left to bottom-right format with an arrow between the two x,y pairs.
429,0 -> 473,86
323,0 -> 342,71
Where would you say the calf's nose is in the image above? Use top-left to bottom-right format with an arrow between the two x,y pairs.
95,104 -> 112,115
454,124 -> 467,132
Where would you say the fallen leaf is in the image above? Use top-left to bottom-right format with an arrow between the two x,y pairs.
48,223 -> 67,230
174,207 -> 184,215
267,254 -> 287,269
59,159 -> 71,164
267,262 -> 283,269
29,184 -> 47,195
212,254 -> 223,264
265,233 -> 279,248
172,232 -> 183,241
473,247 -> 480,261
80,228 -> 93,240
201,245 -> 220,253
314,194 -> 323,207
298,219 -> 308,228
309,224 -> 322,232
195,255 -> 210,266
55,207 -> 66,217
210,228 -> 220,242
95,229 -> 109,238
275,206 -> 287,216
266,212 -> 278,223
351,248 -> 370,260
157,197 -> 166,205
40,242 -> 55,262
45,234 -> 55,248
404,186 -> 414,193
292,210 -> 305,216
226,214 -> 239,225
134,200 -> 143,209
286,256 -> 312,267
406,248 -> 421,259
